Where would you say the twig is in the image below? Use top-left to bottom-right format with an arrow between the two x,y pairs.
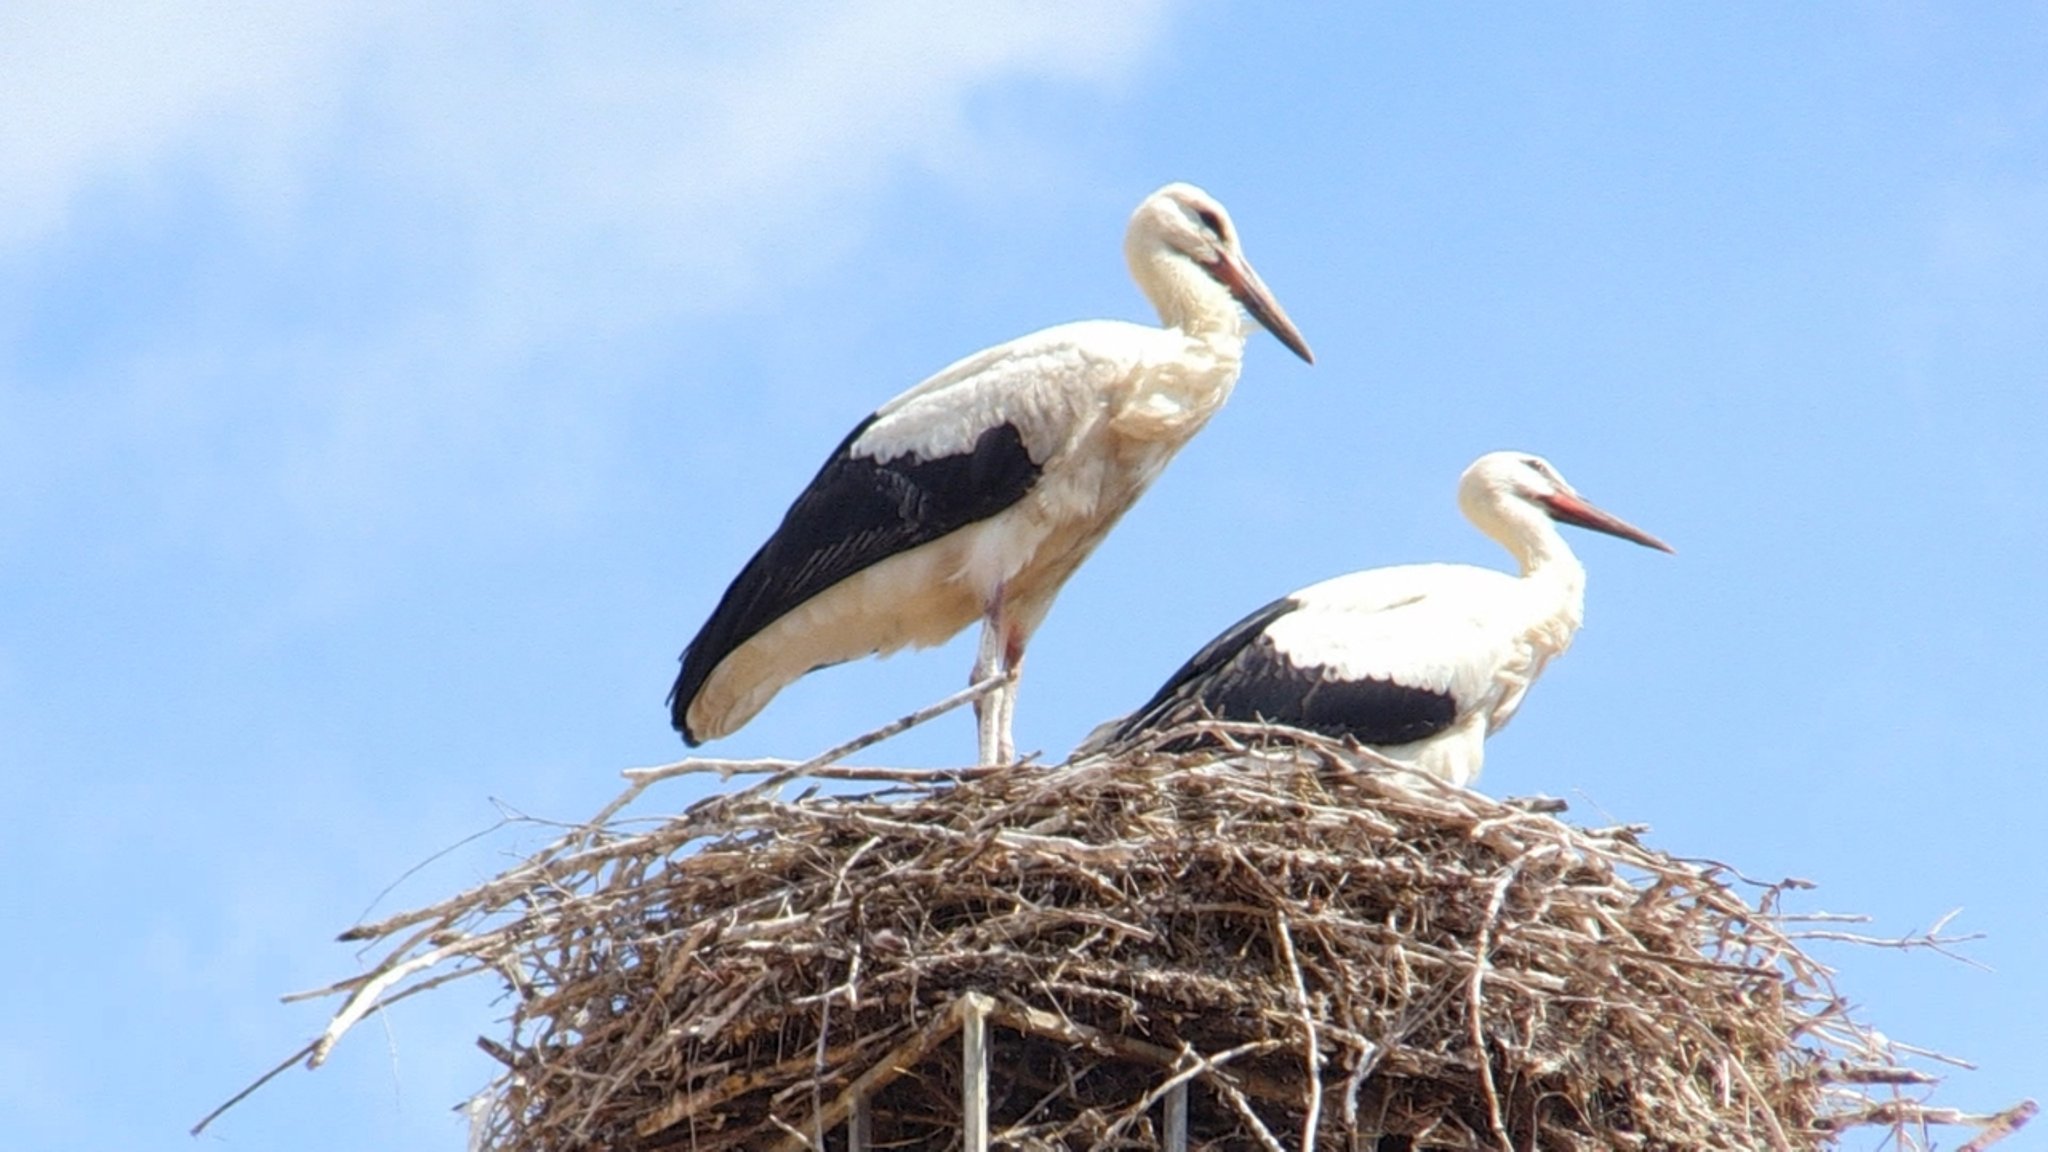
190,1039 -> 320,1136
1274,912 -> 1323,1152
759,996 -> 975,1152
983,999 -> 1298,1102
617,675 -> 1012,819
309,937 -> 476,1067
1468,860 -> 1523,1152
631,1040 -> 873,1139
1884,1037 -> 1981,1070
622,756 -> 806,783
1954,1098 -> 2037,1151
1088,1039 -> 1282,1150
1204,1070 -> 1288,1152
1717,1033 -> 1794,1152
804,673 -> 1011,773
623,760 -> 1000,786
1785,910 -> 1989,971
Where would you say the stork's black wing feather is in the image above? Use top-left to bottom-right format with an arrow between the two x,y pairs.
670,414 -> 1042,741
1114,596 -> 1459,750
1109,594 -> 1302,743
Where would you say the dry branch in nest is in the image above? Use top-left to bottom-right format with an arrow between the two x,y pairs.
212,720 -> 2031,1150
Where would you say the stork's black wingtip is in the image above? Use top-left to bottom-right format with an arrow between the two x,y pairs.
670,704 -> 704,746
666,677 -> 700,745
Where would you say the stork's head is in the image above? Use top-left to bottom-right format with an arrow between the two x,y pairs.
1125,183 -> 1314,363
1459,451 -> 1673,557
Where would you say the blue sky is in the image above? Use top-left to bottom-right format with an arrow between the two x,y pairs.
3,3 -> 2042,1149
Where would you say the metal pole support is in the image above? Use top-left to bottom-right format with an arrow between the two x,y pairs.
1164,1080 -> 1189,1151
962,995 -> 990,1152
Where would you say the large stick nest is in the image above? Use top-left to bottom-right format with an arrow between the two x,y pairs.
273,726 -> 2026,1151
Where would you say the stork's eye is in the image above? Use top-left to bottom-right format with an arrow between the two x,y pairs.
1520,458 -> 1565,488
1195,206 -> 1228,241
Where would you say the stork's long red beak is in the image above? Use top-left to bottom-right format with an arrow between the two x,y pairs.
1206,251 -> 1314,364
1538,491 -> 1674,553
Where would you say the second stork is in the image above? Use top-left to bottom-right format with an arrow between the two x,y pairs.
1084,452 -> 1671,785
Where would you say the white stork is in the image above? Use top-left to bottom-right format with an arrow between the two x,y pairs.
669,183 -> 1314,763
1084,452 -> 1671,785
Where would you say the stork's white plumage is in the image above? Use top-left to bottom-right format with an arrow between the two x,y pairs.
1087,452 -> 1671,785
670,183 -> 1313,763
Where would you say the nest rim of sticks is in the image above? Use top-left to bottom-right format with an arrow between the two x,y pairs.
204,713 -> 2033,1151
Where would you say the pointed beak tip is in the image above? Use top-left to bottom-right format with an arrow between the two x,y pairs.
1627,529 -> 1675,555
1249,314 -> 1313,365
1633,523 -> 1676,555
1207,251 -> 1312,366
1256,311 -> 1313,365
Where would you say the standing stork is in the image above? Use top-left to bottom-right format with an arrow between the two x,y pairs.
1084,452 -> 1671,785
669,183 -> 1314,763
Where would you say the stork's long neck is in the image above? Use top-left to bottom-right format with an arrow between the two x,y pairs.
1133,251 -> 1248,354
1105,249 -> 1252,442
1501,516 -> 1588,659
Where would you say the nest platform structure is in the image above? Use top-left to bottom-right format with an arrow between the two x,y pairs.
244,725 -> 2030,1151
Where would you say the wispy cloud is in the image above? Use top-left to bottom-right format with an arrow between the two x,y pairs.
1,2 -> 1167,284
0,3 -> 373,248
0,1 -> 1171,581
365,3 -> 1173,320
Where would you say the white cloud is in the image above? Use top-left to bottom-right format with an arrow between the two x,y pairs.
366,1 -> 1171,322
0,1 -> 1173,582
0,3 -> 378,247
2,1 -> 1168,310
